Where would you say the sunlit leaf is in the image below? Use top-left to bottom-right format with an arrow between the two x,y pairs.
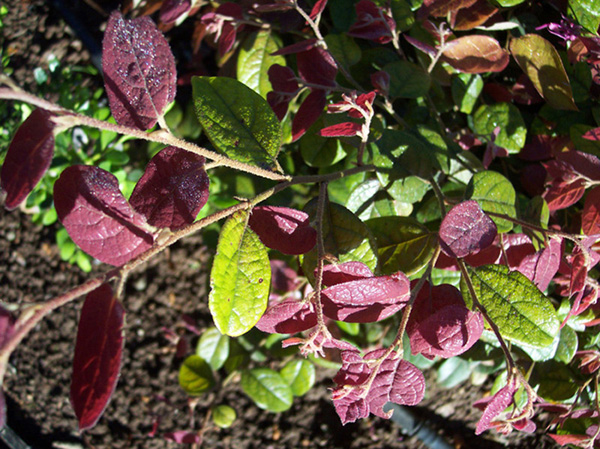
510,34 -> 577,111
472,103 -> 527,154
466,170 -> 517,233
209,210 -> 271,336
281,360 -> 316,396
192,76 -> 282,170
103,11 -> 176,130
54,165 -> 154,266
237,30 -> 286,98
211,405 -> 236,428
196,327 -> 229,371
70,284 -> 124,430
442,35 -> 509,73
462,265 -> 560,348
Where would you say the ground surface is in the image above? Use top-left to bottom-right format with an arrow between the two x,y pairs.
0,1 -> 561,448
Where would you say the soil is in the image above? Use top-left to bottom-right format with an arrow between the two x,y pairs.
0,1 -> 562,448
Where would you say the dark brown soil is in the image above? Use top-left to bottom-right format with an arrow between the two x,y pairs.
0,1 -> 560,448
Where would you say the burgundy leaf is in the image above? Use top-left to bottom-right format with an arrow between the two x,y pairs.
452,0 -> 498,31
407,283 -> 483,359
502,233 -> 536,269
319,122 -> 362,137
310,0 -> 328,20
371,70 -> 391,95
159,0 -> 191,24
332,349 -> 425,424
70,284 -> 124,431
404,35 -> 437,58
297,47 -> 337,87
516,237 -> 562,291
255,299 -> 317,334
555,150 -> 600,182
321,261 -> 373,286
129,146 -> 209,230
272,39 -> 319,56
268,64 -> 299,93
102,11 -> 176,130
348,0 -> 396,44
475,381 -> 517,435
543,178 -> 586,211
548,434 -> 591,446
292,89 -> 327,141
54,165 -> 155,266
164,431 -> 201,444
321,272 -> 410,323
424,0 -> 478,17
248,206 -> 317,255
218,22 -> 237,56
0,305 -> 15,350
439,200 -> 497,259
270,259 -> 300,293
570,251 -> 588,298
583,127 -> 600,142
583,185 -> 600,235
1,108 -> 55,210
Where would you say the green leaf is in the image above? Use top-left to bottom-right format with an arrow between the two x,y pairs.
241,368 -> 293,412
280,360 -> 316,397
209,210 -> 271,336
451,73 -> 483,114
384,60 -> 431,99
466,171 -> 516,233
324,34 -> 361,70
510,34 -> 577,111
196,327 -> 230,370
535,361 -> 579,401
436,357 -> 476,388
571,124 -> 600,157
390,0 -> 415,31
179,355 -> 215,396
387,176 -> 430,205
461,265 -> 560,348
211,405 -> 237,428
346,179 -> 381,219
366,216 -> 436,276
302,199 -> 378,284
555,325 -> 578,364
237,30 -> 286,98
472,103 -> 527,153
494,0 -> 525,5
300,125 -> 348,167
570,0 -> 600,33
192,76 -> 282,170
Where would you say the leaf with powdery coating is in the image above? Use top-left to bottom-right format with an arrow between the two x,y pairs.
321,261 -> 373,286
255,299 -> 317,334
102,11 -> 176,130
442,35 -> 509,73
439,200 -> 497,259
70,284 -> 124,431
54,165 -> 154,266
408,283 -> 483,359
321,272 -> 410,322
129,147 -> 209,230
248,206 -> 317,255
1,108 -> 55,210
332,349 -> 425,424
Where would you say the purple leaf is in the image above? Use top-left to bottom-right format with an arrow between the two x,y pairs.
332,349 -> 425,424
407,283 -> 483,359
159,0 -> 191,24
1,108 -> 55,210
70,284 -> 124,431
272,39 -> 319,56
475,381 -> 517,435
255,299 -> 317,334
321,261 -> 373,286
516,237 -> 562,291
292,89 -> 327,141
321,272 -> 410,323
348,0 -> 396,44
164,430 -> 201,444
129,146 -> 209,230
248,206 -> 317,255
310,0 -> 328,19
439,200 -> 497,258
270,259 -> 300,293
297,47 -> 337,88
54,165 -> 154,266
102,11 -> 176,130
0,305 -> 15,349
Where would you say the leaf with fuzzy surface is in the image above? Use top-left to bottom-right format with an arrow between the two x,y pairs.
129,147 -> 209,230
54,165 -> 154,266
439,200 -> 497,258
442,35 -> 509,73
102,11 -> 176,130
1,108 -> 54,210
321,261 -> 374,286
255,299 -> 317,334
332,349 -> 425,424
70,284 -> 124,431
321,272 -> 410,323
475,380 -> 517,434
